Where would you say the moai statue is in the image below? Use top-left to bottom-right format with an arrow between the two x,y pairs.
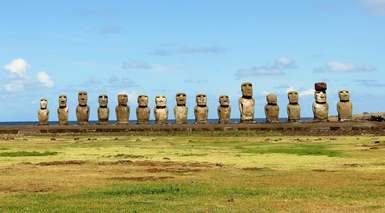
312,82 -> 329,121
38,98 -> 49,125
264,93 -> 279,123
174,93 -> 188,124
97,94 -> 109,124
154,96 -> 168,124
76,91 -> 90,125
337,90 -> 353,121
194,94 -> 208,124
287,91 -> 300,122
239,82 -> 255,123
57,95 -> 69,125
115,94 -> 130,124
136,95 -> 150,124
218,95 -> 231,124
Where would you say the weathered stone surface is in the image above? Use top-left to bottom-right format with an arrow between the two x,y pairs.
194,94 -> 208,124
115,94 -> 130,124
313,91 -> 329,121
98,94 -> 109,124
337,90 -> 352,121
57,95 -> 69,125
287,91 -> 300,122
264,94 -> 279,123
136,95 -> 150,124
154,96 -> 168,124
38,98 -> 49,125
174,93 -> 188,124
76,91 -> 90,125
239,82 -> 255,123
218,95 -> 231,124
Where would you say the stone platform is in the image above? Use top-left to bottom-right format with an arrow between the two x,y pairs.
1,121 -> 385,136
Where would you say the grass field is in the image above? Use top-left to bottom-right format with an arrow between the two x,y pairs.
0,133 -> 384,212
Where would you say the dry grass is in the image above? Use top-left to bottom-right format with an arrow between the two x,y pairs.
0,135 -> 384,212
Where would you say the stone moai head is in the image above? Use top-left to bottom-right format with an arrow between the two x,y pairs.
118,94 -> 128,106
98,95 -> 108,107
219,95 -> 230,107
314,91 -> 327,103
288,91 -> 299,104
314,82 -> 327,104
138,95 -> 149,107
339,90 -> 350,102
241,82 -> 253,97
176,93 -> 187,106
78,91 -> 88,106
58,95 -> 67,108
266,94 -> 277,105
196,94 -> 207,107
40,98 -> 48,109
155,96 -> 167,107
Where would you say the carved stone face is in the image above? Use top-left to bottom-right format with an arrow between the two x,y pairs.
58,95 -> 67,107
138,95 -> 148,107
339,90 -> 350,102
315,91 -> 327,103
40,99 -> 48,109
196,94 -> 207,106
155,96 -> 167,107
219,95 -> 230,106
288,91 -> 299,104
98,95 -> 108,107
118,94 -> 128,106
241,82 -> 253,97
266,94 -> 277,105
78,91 -> 88,106
176,93 -> 187,106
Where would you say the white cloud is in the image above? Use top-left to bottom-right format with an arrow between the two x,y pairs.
314,61 -> 376,73
299,88 -> 314,97
361,0 -> 385,15
4,80 -> 25,92
4,58 -> 30,77
236,56 -> 297,78
284,86 -> 314,97
37,71 -> 54,87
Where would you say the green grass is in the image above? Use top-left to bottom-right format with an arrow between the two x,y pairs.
0,135 -> 384,212
239,144 -> 344,157
0,151 -> 58,157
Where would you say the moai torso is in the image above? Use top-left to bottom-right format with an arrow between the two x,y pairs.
239,82 -> 255,123
194,94 -> 208,124
76,91 -> 90,125
98,95 -> 109,124
313,83 -> 328,121
57,95 -> 69,125
154,96 -> 168,124
264,94 -> 279,123
337,90 -> 352,121
136,95 -> 150,124
218,95 -> 231,124
115,94 -> 130,124
174,93 -> 188,124
38,99 -> 49,125
287,91 -> 300,122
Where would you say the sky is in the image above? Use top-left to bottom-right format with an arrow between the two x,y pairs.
0,0 -> 385,121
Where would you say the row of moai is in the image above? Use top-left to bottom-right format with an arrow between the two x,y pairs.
37,82 -> 352,125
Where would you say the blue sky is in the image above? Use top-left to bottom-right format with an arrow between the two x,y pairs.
1,0 -> 385,121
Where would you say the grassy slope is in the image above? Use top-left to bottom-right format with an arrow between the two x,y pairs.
0,135 -> 384,212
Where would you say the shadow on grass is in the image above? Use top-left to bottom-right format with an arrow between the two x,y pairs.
0,151 -> 58,157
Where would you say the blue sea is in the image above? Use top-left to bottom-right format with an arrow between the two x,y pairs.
0,118 -> 314,126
